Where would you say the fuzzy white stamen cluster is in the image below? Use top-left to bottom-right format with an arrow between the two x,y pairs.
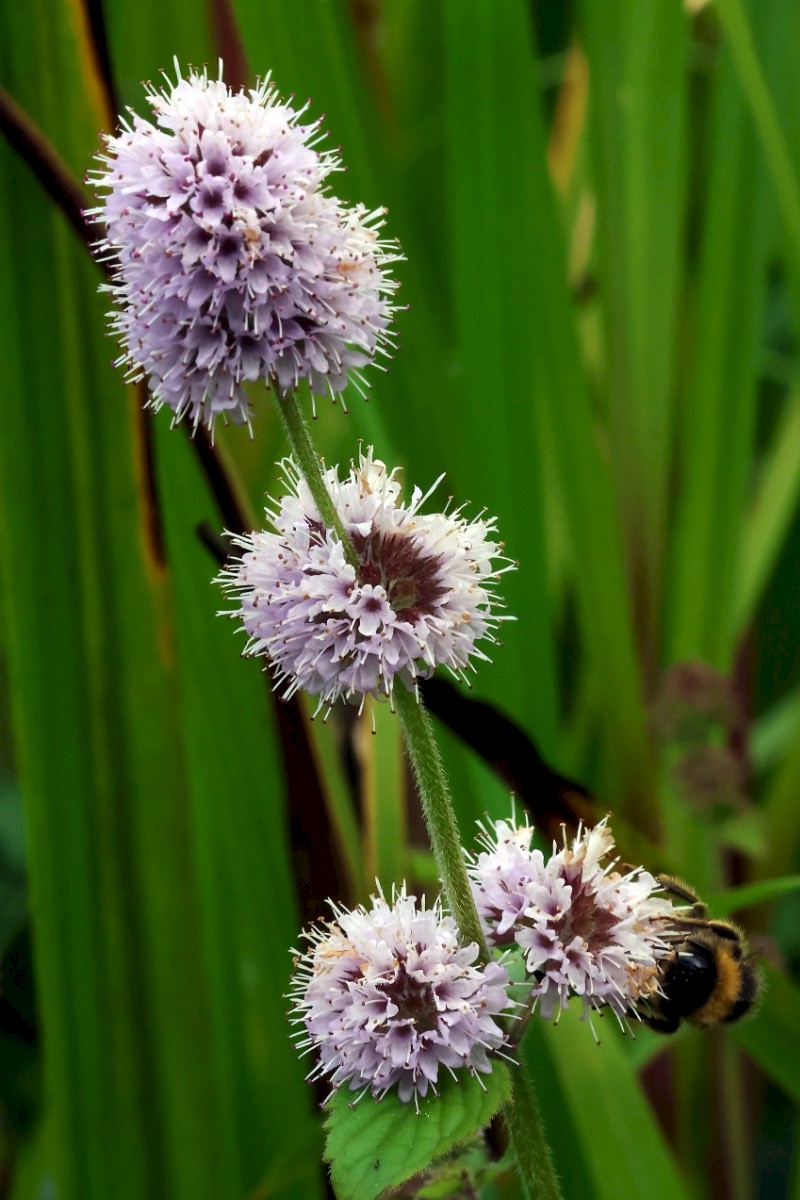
468,816 -> 673,1025
88,63 -> 400,429
289,888 -> 511,1104
219,449 -> 513,707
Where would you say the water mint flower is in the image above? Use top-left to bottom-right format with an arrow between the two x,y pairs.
218,449 -> 512,708
289,888 -> 511,1104
468,816 -> 672,1025
88,63 -> 400,429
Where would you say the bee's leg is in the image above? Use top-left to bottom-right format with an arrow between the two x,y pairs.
662,915 -> 721,931
644,1009 -> 682,1035
656,875 -> 707,918
706,922 -> 741,942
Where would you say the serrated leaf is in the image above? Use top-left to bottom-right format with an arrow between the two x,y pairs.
324,1065 -> 511,1200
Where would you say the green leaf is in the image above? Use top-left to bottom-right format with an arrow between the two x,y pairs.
0,14 -> 322,1198
324,1066 -> 511,1200
360,699 -> 408,893
0,18 -> 219,1191
666,0 -> 775,668
708,876 -> 800,915
537,1010 -> 690,1200
716,0 -> 800,293
155,428 -> 325,1200
580,0 -> 689,631
441,0 -> 648,813
716,807 -> 768,858
751,689 -> 800,771
734,389 -> 800,634
730,964 -> 800,1103
762,713 -> 800,879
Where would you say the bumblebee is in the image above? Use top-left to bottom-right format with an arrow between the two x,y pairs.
641,877 -> 761,1034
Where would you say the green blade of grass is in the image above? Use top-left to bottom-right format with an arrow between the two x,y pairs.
440,0 -> 557,747
105,0 -> 213,102
580,0 -> 689,647
534,1014 -> 690,1200
0,7 -> 221,1194
301,704 -> 366,903
443,0 -> 650,811
751,688 -> 800,772
666,0 -> 781,669
707,876 -> 800,915
359,700 -> 407,894
729,964 -> 800,1106
760,711 -> 800,880
156,428 -> 324,1199
733,388 -> 800,635
0,175 -> 134,1200
716,0 -> 800,290
0,51 -> 224,1200
0,7 -> 322,1197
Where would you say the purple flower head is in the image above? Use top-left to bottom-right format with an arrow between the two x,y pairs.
468,816 -> 673,1025
289,887 -> 511,1104
218,449 -> 513,708
88,62 -> 401,430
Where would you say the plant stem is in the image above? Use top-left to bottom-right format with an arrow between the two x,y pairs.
274,388 -> 360,570
394,686 -> 562,1200
505,1056 -> 563,1200
272,393 -> 561,1200
393,685 -> 488,954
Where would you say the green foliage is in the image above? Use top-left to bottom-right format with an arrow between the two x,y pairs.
730,965 -> 800,1106
414,1147 -> 510,1199
709,876 -> 800,915
538,1013 -> 690,1200
324,1067 -> 511,1200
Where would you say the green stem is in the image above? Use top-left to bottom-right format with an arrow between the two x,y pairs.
394,686 -> 562,1200
394,685 -> 488,954
506,1057 -> 563,1200
718,1041 -> 750,1200
272,398 -> 561,1200
274,389 -> 360,571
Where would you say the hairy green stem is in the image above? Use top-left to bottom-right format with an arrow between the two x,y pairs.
505,1056 -> 563,1200
394,686 -> 562,1200
272,399 -> 561,1200
393,685 -> 488,953
274,389 -> 360,570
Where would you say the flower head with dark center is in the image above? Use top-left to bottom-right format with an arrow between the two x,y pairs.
218,449 -> 513,708
289,888 -> 511,1104
468,816 -> 673,1025
88,62 -> 401,429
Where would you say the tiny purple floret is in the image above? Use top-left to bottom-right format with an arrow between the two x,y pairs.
468,816 -> 673,1025
289,888 -> 511,1104
218,449 -> 514,708
88,63 -> 401,429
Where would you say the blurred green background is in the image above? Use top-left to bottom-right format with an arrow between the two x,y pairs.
3,0 -> 800,1197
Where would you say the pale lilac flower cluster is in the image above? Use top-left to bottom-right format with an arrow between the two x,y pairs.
219,449 -> 512,707
290,888 -> 511,1104
468,817 -> 673,1024
89,64 -> 400,429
